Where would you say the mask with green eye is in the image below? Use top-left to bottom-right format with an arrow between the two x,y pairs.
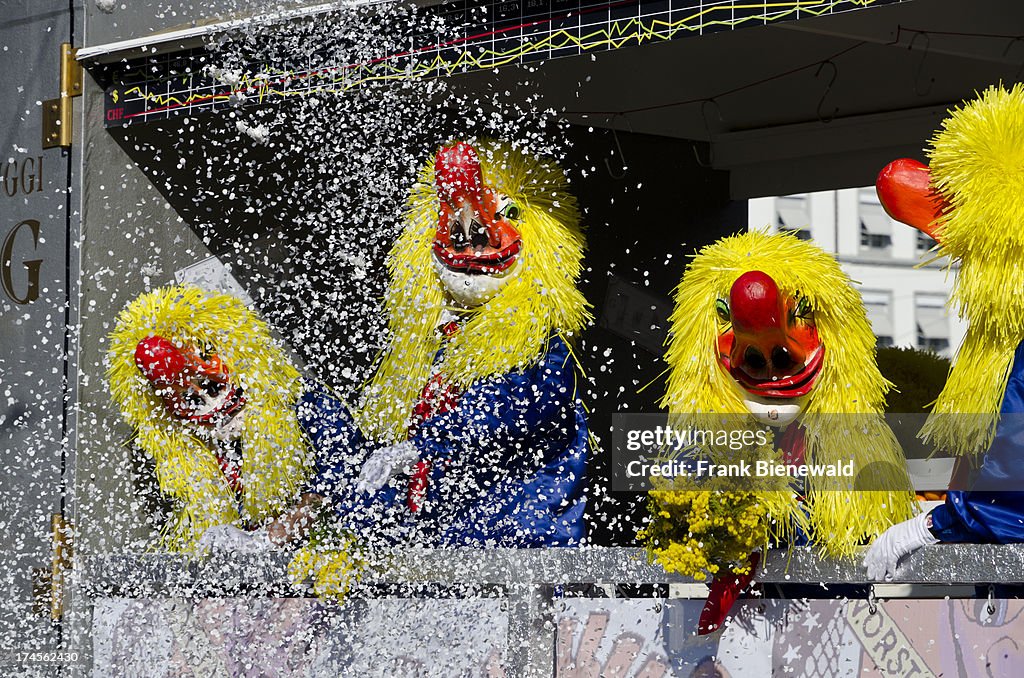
431,142 -> 525,308
714,270 -> 824,407
716,298 -> 731,323
497,199 -> 522,222
791,295 -> 814,323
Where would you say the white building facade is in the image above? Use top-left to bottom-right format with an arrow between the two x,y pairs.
749,188 -> 967,358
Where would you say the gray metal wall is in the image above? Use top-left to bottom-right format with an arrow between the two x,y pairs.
0,0 -> 76,661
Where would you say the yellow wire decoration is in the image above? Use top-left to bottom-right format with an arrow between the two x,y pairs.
117,1 -> 887,115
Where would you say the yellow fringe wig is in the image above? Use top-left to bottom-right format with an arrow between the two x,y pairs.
660,230 -> 914,557
107,284 -> 313,551
918,84 -> 1024,455
353,139 -> 592,442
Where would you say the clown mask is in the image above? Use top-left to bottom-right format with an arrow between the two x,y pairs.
716,270 -> 823,426
134,334 -> 246,438
431,141 -> 523,308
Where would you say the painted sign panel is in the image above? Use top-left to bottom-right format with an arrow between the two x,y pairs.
92,597 -> 508,677
557,597 -> 1024,677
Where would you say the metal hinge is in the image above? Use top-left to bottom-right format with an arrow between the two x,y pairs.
42,43 -> 82,149
32,513 -> 73,621
50,513 -> 73,621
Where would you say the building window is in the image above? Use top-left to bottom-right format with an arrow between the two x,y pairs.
860,227 -> 892,249
916,296 -> 950,355
859,203 -> 893,252
862,291 -> 894,349
917,231 -> 938,252
776,197 -> 810,241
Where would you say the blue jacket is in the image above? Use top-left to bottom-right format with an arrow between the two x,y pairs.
931,341 -> 1024,542
296,335 -> 589,547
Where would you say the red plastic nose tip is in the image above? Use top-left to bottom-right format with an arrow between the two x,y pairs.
434,141 -> 483,206
730,270 -> 782,332
876,158 -> 946,241
134,335 -> 188,387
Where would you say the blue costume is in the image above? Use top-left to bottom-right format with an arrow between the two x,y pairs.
296,335 -> 589,547
930,341 -> 1024,542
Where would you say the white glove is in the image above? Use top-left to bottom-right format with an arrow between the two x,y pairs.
197,524 -> 274,554
356,441 -> 420,494
864,512 -> 939,581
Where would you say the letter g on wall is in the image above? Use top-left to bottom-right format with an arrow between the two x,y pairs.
2,219 -> 42,305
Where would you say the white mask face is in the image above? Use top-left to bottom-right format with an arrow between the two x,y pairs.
739,391 -> 807,427
428,143 -> 524,310
206,408 -> 247,442
432,254 -> 520,308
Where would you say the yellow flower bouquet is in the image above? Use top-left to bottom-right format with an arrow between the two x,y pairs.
287,527 -> 366,602
638,446 -> 805,581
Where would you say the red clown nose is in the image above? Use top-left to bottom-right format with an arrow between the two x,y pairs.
875,158 -> 947,241
723,270 -> 823,397
730,270 -> 784,336
434,141 -> 485,209
134,335 -> 190,388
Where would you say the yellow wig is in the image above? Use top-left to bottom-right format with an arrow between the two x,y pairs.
662,230 -> 914,556
354,140 -> 592,442
919,84 -> 1024,455
107,285 -> 312,551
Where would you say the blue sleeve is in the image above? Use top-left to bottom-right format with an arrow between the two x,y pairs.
295,386 -> 365,498
930,342 -> 1024,543
409,337 -> 580,466
295,385 -> 413,541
